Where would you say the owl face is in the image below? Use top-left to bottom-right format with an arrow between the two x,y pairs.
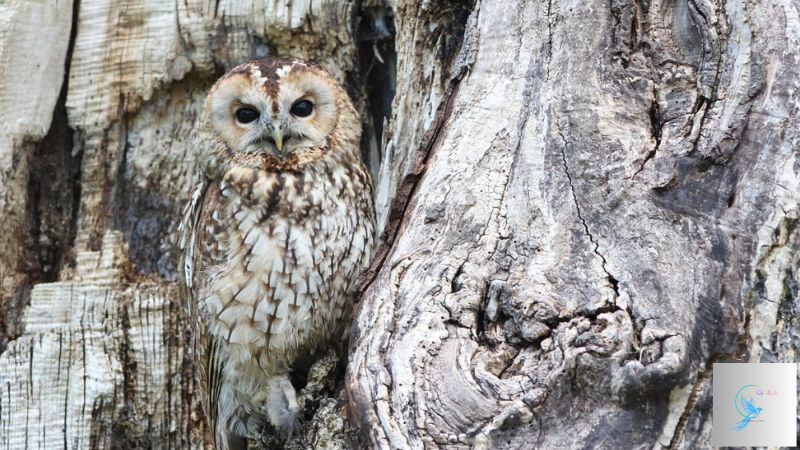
205,58 -> 340,159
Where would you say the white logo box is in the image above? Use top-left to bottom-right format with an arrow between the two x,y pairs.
713,363 -> 797,447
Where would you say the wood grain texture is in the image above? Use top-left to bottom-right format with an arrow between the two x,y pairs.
0,232 -> 191,449
0,0 -> 75,351
0,1 -> 373,448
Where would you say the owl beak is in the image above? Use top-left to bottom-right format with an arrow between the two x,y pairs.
271,128 -> 284,152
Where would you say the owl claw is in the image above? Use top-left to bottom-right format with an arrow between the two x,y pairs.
264,375 -> 302,437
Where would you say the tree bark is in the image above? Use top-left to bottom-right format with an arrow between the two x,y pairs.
348,0 -> 800,448
0,0 -> 798,449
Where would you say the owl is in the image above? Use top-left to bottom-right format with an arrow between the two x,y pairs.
178,57 -> 375,450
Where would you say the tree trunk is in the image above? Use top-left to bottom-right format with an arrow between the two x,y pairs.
1,0 -> 798,449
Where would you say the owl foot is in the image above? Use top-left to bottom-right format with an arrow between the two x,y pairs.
264,374 -> 302,438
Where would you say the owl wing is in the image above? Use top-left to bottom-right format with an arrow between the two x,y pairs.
178,180 -> 227,445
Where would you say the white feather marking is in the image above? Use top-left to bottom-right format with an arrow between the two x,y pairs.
307,272 -> 322,298
244,227 -> 261,246
247,232 -> 280,273
218,303 -> 253,327
273,283 -> 295,307
274,299 -> 290,320
204,294 -> 224,315
226,344 -> 249,364
179,182 -> 206,288
272,256 -> 285,274
248,228 -> 271,253
275,65 -> 292,78
234,276 -> 263,306
185,228 -> 197,288
268,270 -> 280,287
230,324 -> 264,346
295,274 -> 309,294
254,300 -> 275,325
237,208 -> 260,232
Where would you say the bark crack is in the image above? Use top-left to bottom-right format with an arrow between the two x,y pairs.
354,66 -> 469,299
667,350 -> 741,449
545,0 -> 555,83
631,85 -> 663,179
555,120 -> 620,300
547,1 -> 619,301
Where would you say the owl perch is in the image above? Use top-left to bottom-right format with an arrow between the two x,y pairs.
0,1 -> 799,450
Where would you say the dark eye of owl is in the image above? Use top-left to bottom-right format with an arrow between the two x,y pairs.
290,100 -> 314,117
235,107 -> 260,124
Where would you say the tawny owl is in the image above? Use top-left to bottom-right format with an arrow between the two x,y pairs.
178,57 -> 375,449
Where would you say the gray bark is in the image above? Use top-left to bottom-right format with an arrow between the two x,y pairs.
0,0 -> 797,449
349,0 -> 800,448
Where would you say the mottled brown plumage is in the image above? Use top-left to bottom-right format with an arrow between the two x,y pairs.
178,57 -> 375,449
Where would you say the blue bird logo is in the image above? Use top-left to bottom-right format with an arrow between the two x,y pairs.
734,384 -> 764,431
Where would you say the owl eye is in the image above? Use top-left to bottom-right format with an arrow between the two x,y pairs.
235,107 -> 260,124
290,100 -> 314,117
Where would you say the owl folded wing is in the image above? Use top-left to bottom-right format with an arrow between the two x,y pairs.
178,180 -> 227,444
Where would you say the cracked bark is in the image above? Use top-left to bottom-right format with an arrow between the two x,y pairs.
0,0 -> 798,449
349,0 -> 800,449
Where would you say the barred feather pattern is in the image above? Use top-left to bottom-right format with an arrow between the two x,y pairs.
178,58 -> 375,449
180,152 -> 375,446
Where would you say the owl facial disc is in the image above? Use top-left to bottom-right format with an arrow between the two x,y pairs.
207,58 -> 339,161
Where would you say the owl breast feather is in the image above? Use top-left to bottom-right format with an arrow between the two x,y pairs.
199,161 -> 374,371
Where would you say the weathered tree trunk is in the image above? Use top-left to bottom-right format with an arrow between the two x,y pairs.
1,0 -> 798,449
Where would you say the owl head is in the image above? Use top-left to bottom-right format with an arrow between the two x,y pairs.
199,57 -> 358,170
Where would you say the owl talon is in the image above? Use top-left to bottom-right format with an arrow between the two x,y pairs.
264,375 -> 302,437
